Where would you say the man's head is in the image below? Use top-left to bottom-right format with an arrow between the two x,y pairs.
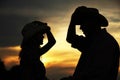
72,6 -> 108,36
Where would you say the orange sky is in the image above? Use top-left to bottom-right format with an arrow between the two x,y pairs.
1,12 -> 120,79
0,0 -> 120,80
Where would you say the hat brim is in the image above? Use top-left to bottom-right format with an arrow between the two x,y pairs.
98,14 -> 108,27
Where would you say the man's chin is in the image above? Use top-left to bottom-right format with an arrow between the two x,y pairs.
40,42 -> 43,45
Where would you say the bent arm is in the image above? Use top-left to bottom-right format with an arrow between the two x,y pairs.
66,10 -> 79,43
40,29 -> 56,54
66,18 -> 76,43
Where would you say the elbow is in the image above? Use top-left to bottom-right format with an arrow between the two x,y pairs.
66,38 -> 70,43
49,39 -> 56,46
66,33 -> 74,43
66,37 -> 72,43
52,39 -> 56,45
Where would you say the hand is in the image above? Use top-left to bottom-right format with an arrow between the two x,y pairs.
70,7 -> 82,25
70,12 -> 77,25
45,25 -> 51,32
41,25 -> 51,34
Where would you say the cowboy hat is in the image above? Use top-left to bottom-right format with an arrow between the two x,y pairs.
72,6 -> 108,27
22,21 -> 49,40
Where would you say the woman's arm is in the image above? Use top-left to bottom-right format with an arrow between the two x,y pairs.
40,27 -> 56,54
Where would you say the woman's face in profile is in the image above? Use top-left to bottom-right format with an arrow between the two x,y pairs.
33,32 -> 44,45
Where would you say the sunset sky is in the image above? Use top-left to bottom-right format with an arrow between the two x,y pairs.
0,0 -> 120,80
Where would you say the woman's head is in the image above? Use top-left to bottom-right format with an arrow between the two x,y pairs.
21,21 -> 49,47
72,6 -> 108,37
22,21 -> 47,40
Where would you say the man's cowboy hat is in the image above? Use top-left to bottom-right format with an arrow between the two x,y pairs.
72,6 -> 108,27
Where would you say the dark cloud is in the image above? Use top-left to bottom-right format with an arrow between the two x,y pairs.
0,14 -> 32,47
0,47 -> 19,58
1,0 -> 119,13
0,0 -> 76,47
110,17 -> 120,23
0,0 -> 76,10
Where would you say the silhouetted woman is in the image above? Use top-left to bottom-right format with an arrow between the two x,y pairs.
19,21 -> 56,80
0,59 -> 7,80
66,6 -> 120,80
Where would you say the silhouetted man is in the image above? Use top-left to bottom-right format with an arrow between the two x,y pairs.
66,6 -> 120,80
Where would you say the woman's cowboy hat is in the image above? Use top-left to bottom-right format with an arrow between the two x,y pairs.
22,21 -> 49,40
72,6 -> 108,27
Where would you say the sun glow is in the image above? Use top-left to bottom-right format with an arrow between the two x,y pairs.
2,56 -> 20,69
40,56 -> 54,67
6,46 -> 21,51
119,67 -> 120,72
